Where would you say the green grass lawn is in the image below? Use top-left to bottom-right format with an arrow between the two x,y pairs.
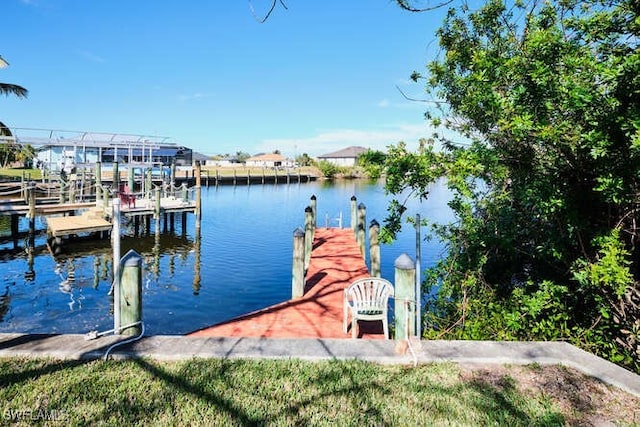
0,358 -> 576,426
0,167 -> 41,181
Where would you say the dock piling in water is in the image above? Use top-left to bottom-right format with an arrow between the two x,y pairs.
119,249 -> 143,336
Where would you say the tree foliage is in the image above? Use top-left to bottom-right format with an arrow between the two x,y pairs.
357,149 -> 387,179
385,0 -> 640,370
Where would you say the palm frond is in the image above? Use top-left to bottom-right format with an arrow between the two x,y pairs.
0,83 -> 28,98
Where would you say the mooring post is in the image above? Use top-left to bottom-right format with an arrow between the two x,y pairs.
304,206 -> 313,270
112,198 -> 122,334
170,162 -> 176,189
181,183 -> 188,203
195,161 -> 202,232
193,228 -> 202,294
68,174 -> 76,203
357,202 -> 366,257
21,171 -> 26,201
95,161 -> 102,204
58,176 -> 66,204
128,166 -> 134,194
113,161 -> 119,192
310,195 -> 317,230
369,219 -> 381,277
27,181 -> 36,234
394,253 -> 416,340
350,195 -> 357,234
154,186 -> 161,230
145,167 -> 152,200
292,227 -> 305,298
102,185 -> 109,215
119,249 -> 143,336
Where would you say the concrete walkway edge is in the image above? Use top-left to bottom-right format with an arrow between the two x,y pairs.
1,333 -> 638,397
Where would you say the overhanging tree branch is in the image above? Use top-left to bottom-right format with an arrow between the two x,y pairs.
249,0 -> 288,23
396,0 -> 455,12
395,85 -> 448,106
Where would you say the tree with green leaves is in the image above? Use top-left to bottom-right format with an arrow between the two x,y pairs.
385,0 -> 639,370
357,149 -> 387,179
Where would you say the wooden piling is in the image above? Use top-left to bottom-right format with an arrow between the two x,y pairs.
113,161 -> 119,191
95,162 -> 102,203
357,202 -> 366,257
128,166 -> 134,193
350,195 -> 357,234
119,249 -> 143,336
27,182 -> 36,235
394,253 -> 416,340
310,195 -> 317,230
304,206 -> 313,270
292,227 -> 305,298
112,198 -> 122,334
369,219 -> 381,277
195,161 -> 202,231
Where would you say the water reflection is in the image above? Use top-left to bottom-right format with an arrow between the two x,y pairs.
0,179 -> 452,335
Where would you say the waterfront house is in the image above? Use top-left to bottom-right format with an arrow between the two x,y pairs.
316,146 -> 369,167
245,153 -> 293,168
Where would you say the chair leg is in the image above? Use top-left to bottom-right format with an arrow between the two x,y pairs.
352,319 -> 357,339
343,307 -> 348,334
383,319 -> 389,340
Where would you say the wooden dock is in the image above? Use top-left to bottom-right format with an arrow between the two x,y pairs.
46,207 -> 112,238
188,227 -> 386,339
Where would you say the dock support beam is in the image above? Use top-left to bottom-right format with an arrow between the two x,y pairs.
394,253 -> 416,340
292,227 -> 305,298
369,219 -> 381,277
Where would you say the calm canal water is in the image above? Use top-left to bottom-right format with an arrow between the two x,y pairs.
0,179 -> 452,335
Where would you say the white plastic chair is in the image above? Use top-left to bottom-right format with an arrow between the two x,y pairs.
343,277 -> 394,339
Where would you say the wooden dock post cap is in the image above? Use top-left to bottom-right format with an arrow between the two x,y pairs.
310,194 -> 316,200
293,227 -> 305,237
121,249 -> 143,267
358,202 -> 366,209
304,206 -> 312,213
351,195 -> 357,201
370,219 -> 379,227
394,253 -> 415,270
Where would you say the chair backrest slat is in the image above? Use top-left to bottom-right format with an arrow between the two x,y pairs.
346,277 -> 394,312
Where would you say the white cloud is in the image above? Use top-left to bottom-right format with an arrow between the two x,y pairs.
256,123 -> 437,158
177,93 -> 210,102
77,50 -> 105,63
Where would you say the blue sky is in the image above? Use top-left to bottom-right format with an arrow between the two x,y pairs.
2,0 -> 448,157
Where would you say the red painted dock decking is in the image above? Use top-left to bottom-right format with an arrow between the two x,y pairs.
188,227 -> 386,339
